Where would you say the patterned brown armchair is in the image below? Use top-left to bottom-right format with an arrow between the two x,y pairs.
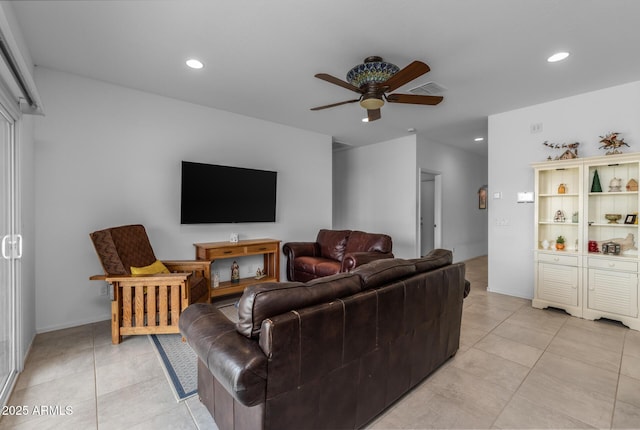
90,224 -> 210,344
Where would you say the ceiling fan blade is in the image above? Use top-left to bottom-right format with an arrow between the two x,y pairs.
310,99 -> 360,111
315,73 -> 363,93
383,61 -> 430,92
367,108 -> 381,122
386,93 -> 443,105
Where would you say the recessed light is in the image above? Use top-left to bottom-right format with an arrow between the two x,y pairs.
547,52 -> 570,63
186,58 -> 204,69
474,137 -> 484,142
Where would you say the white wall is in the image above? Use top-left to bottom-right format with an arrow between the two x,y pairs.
488,80 -> 640,298
333,135 -> 418,258
417,138 -> 488,262
34,67 -> 333,332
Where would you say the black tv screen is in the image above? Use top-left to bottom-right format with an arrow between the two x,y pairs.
180,161 -> 277,224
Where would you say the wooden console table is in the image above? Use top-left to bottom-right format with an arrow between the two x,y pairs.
194,238 -> 280,299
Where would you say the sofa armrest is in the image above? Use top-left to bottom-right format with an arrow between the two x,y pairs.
282,242 -> 319,258
342,251 -> 394,272
282,242 -> 320,281
179,303 -> 267,407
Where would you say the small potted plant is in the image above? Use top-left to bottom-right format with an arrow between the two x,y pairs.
555,235 -> 565,250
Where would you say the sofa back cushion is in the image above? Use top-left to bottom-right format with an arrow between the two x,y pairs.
344,230 -> 392,255
352,258 -> 416,290
236,273 -> 361,338
410,248 -> 453,273
316,229 -> 351,262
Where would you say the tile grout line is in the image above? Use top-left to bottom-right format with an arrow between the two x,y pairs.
486,303 -> 571,429
610,329 -> 628,429
93,323 -> 100,430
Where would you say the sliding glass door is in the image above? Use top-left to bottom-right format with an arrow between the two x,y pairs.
0,105 -> 17,406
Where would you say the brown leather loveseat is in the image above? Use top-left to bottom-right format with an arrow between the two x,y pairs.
282,229 -> 393,281
180,249 -> 467,430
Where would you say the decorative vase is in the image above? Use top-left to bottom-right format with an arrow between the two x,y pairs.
591,170 -> 602,192
541,240 -> 550,249
556,243 -> 565,250
558,183 -> 566,194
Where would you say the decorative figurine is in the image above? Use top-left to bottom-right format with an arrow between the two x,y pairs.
554,210 -> 566,223
591,169 -> 602,192
572,212 -> 579,223
609,177 -> 622,192
627,179 -> 638,191
231,261 -> 240,283
541,239 -> 550,250
599,132 -> 629,155
255,268 -> 266,280
542,141 -> 580,160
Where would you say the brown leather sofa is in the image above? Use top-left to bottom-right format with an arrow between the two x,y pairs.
180,249 -> 467,430
282,229 -> 393,282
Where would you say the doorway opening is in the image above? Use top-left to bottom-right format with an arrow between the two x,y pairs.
418,169 -> 442,256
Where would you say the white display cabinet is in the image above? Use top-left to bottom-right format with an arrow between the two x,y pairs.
533,159 -> 583,316
583,156 -> 639,329
533,153 -> 640,330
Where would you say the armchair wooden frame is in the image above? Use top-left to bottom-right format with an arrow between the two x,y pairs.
93,261 -> 211,344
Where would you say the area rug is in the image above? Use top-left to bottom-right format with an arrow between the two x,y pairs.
149,303 -> 239,402
149,333 -> 198,402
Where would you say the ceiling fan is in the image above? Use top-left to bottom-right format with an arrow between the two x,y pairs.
311,56 -> 443,122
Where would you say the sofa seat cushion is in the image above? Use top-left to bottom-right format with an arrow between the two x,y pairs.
352,258 -> 416,290
236,273 -> 361,338
294,256 -> 341,277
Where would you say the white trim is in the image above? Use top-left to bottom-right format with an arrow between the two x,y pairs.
0,5 -> 43,116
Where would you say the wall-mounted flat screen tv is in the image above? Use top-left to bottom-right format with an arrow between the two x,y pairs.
180,161 -> 277,224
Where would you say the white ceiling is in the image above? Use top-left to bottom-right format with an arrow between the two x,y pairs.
10,0 -> 640,155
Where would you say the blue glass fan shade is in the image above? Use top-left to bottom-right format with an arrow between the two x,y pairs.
346,60 -> 399,88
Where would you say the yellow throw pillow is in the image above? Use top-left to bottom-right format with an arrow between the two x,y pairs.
130,260 -> 170,275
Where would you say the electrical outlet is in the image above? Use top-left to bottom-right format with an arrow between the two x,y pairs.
530,122 -> 543,134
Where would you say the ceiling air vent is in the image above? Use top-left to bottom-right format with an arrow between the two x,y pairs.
409,81 -> 447,96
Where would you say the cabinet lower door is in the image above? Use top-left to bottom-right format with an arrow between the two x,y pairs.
537,263 -> 579,306
587,269 -> 638,317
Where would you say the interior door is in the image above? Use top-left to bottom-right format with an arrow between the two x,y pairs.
0,106 -> 17,406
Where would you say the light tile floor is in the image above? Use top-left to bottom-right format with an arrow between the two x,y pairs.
1,255 -> 639,429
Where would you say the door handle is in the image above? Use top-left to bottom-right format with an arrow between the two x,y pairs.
1,235 -> 9,259
1,234 -> 22,259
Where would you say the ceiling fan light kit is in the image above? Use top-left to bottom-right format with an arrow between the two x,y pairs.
312,56 -> 443,121
346,56 -> 399,87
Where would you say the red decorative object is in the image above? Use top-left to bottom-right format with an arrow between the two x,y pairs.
588,240 -> 599,253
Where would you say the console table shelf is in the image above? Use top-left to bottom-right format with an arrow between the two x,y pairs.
194,238 -> 281,300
